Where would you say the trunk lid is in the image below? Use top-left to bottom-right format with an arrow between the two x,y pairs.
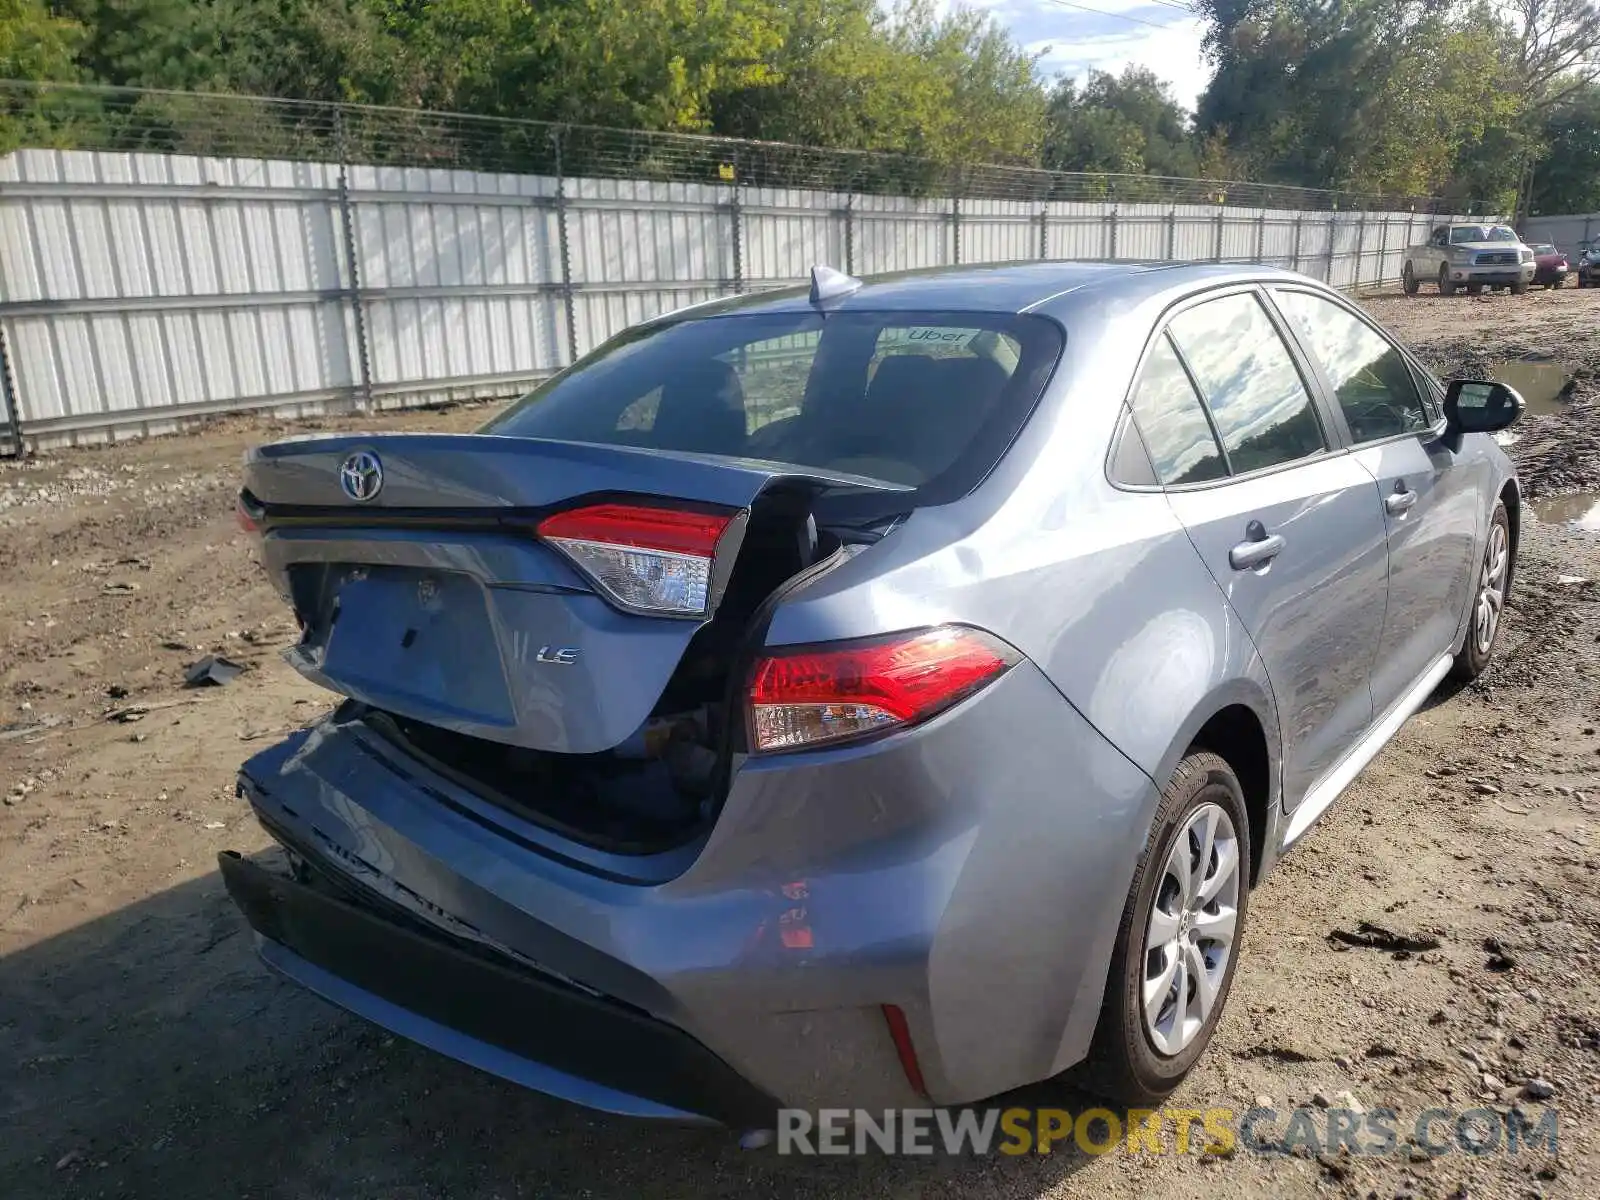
244,432 -> 902,754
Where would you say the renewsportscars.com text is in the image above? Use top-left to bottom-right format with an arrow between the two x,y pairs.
776,1105 -> 1560,1158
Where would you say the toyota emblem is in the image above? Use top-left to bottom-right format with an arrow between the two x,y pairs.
339,450 -> 383,502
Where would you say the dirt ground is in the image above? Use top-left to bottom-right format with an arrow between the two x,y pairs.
3,287 -> 1600,1200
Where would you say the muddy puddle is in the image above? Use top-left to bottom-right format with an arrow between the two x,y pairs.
1531,491 -> 1600,532
1491,359 -> 1572,416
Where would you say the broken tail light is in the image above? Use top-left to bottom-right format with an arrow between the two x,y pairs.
236,489 -> 264,534
747,625 -> 1020,753
537,503 -> 735,617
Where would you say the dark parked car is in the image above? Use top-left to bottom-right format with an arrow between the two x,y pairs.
224,262 -> 1525,1128
1577,245 -> 1600,287
1529,243 -> 1571,288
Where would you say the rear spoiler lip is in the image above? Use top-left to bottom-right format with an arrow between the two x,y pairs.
247,433 -> 914,491
243,433 -> 912,516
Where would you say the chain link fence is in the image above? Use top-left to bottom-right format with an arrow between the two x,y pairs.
0,79 -> 1483,214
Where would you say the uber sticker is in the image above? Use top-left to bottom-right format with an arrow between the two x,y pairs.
880,326 -> 981,350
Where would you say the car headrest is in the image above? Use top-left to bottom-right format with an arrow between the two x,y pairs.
653,360 -> 747,454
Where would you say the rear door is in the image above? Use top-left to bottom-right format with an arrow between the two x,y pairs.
1135,288 -> 1390,806
1268,286 -> 1481,715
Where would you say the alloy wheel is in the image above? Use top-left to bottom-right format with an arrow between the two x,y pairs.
1142,801 -> 1241,1056
1474,520 -> 1509,657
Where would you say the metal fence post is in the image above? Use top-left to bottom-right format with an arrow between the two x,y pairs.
552,128 -> 579,366
1353,209 -> 1368,291
951,195 -> 962,265
1038,208 -> 1048,260
1377,212 -> 1392,286
1326,212 -> 1337,283
1212,208 -> 1225,261
843,196 -> 855,276
728,187 -> 744,294
1254,211 -> 1267,265
333,107 -> 373,411
1108,208 -> 1119,260
1166,208 -> 1177,260
1291,213 -> 1304,273
0,323 -> 23,457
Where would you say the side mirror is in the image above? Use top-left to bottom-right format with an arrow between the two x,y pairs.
1443,379 -> 1525,444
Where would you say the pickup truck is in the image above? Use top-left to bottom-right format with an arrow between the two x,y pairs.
1402,223 -> 1535,296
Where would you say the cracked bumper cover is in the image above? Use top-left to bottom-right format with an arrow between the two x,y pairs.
224,660 -> 1159,1119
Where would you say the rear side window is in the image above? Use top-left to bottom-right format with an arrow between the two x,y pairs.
1167,293 -> 1324,475
1126,334 -> 1226,486
485,309 -> 1064,498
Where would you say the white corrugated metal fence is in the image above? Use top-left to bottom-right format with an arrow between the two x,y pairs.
0,147 -> 1461,450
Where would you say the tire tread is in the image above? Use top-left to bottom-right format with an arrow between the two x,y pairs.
1078,750 -> 1250,1106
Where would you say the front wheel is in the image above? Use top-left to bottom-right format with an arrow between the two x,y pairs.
1081,751 -> 1251,1106
1451,500 -> 1512,681
1511,279 -> 1528,295
1438,265 -> 1457,296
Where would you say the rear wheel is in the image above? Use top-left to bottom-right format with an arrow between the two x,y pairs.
1439,266 -> 1457,296
1451,500 -> 1512,682
1402,262 -> 1419,295
1082,751 -> 1250,1105
1467,283 -> 1485,296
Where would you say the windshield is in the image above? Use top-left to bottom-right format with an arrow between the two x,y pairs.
1450,225 -> 1516,244
484,309 -> 1065,495
1533,244 -> 1557,255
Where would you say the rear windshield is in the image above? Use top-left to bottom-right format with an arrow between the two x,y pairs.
483,309 -> 1064,498
1533,244 -> 1557,255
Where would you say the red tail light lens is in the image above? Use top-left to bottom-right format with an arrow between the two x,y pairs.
235,491 -> 263,534
537,503 -> 735,617
747,625 -> 1020,752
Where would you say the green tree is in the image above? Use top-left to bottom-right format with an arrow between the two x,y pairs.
1,0 -> 84,81
712,0 -> 1047,165
0,0 -> 87,155
1527,83 -> 1600,212
1043,67 -> 1198,177
1195,0 -> 1527,201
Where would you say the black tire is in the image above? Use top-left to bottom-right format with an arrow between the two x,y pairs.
1451,500 -> 1513,682
1511,279 -> 1528,295
1438,266 -> 1457,297
1081,751 -> 1252,1106
1402,262 -> 1419,295
1467,283 -> 1485,296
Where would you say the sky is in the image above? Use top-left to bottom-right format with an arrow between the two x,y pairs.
933,0 -> 1211,114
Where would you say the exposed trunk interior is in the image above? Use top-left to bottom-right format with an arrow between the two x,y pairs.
358,484 -> 850,855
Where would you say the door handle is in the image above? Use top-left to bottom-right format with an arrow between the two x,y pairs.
1386,485 -> 1418,515
1229,521 -> 1285,570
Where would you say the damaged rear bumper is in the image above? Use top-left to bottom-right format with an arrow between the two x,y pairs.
219,850 -> 775,1125
225,662 -> 1159,1119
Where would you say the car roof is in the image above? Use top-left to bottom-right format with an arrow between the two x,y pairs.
646,260 -> 1319,325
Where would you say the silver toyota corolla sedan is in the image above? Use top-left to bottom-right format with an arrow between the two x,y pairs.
224,261 -> 1523,1127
